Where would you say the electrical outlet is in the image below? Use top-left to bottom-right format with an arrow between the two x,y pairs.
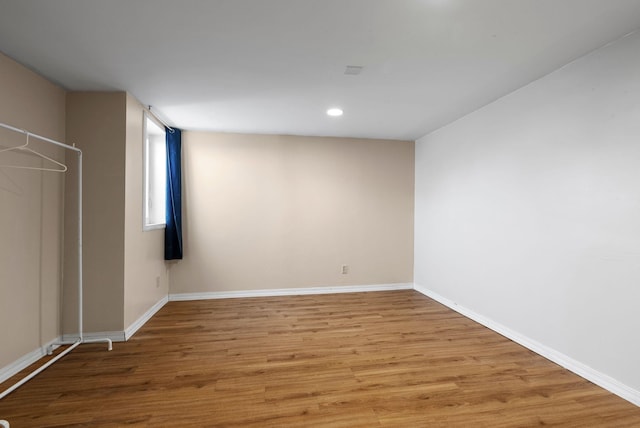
156,276 -> 161,288
341,264 -> 349,275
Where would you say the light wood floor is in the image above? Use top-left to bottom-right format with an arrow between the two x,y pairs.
1,290 -> 639,427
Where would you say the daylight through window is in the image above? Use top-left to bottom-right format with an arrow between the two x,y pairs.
143,113 -> 167,230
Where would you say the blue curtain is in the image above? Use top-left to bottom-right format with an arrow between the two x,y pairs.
165,127 -> 183,260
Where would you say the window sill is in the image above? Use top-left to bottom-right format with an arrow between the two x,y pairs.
143,223 -> 166,232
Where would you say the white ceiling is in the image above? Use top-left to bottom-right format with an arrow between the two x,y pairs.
1,1 -> 640,141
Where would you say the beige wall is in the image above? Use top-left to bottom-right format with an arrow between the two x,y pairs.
1,61 -> 167,371
169,132 -> 414,294
2,54 -> 412,372
0,52 -> 66,369
65,92 -> 126,332
123,94 -> 169,328
66,91 -> 171,333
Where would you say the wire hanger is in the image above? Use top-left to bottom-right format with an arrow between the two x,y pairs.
0,132 -> 29,154
0,134 -> 67,173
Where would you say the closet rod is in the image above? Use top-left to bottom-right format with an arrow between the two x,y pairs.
0,122 -> 80,153
0,121 -> 112,403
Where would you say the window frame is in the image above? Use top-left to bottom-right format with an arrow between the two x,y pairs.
143,112 -> 167,231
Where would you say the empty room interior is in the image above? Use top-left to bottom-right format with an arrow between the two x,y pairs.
1,0 -> 640,426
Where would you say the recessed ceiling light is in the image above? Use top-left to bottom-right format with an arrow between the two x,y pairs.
327,108 -> 343,117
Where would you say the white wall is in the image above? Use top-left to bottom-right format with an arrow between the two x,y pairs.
414,30 -> 640,395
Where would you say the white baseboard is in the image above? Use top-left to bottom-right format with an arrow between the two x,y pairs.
0,337 -> 60,385
13,285 -> 635,407
413,283 -> 640,407
2,299 -> 168,388
62,331 -> 126,343
124,296 -> 168,340
60,297 -> 169,343
169,282 -> 414,301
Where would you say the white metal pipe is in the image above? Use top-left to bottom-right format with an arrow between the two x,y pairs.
83,338 -> 113,351
52,338 -> 113,351
0,122 -> 81,153
0,122 -> 111,404
0,340 -> 82,400
78,150 -> 83,341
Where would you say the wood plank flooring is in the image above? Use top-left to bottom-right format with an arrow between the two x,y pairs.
1,290 -> 639,427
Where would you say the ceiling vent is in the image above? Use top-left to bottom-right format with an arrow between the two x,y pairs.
344,65 -> 363,75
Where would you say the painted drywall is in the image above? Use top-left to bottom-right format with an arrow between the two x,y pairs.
65,92 -> 126,333
169,132 -> 414,293
0,52 -> 66,369
123,94 -> 168,328
414,30 -> 640,392
65,91 -> 170,334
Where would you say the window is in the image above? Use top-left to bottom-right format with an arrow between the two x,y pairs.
143,113 -> 167,230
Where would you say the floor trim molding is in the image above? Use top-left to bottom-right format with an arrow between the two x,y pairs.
2,295 -> 168,386
62,331 -> 126,343
124,296 -> 169,340
0,337 -> 60,385
10,285 -> 636,407
169,283 -> 414,301
413,283 -> 640,407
